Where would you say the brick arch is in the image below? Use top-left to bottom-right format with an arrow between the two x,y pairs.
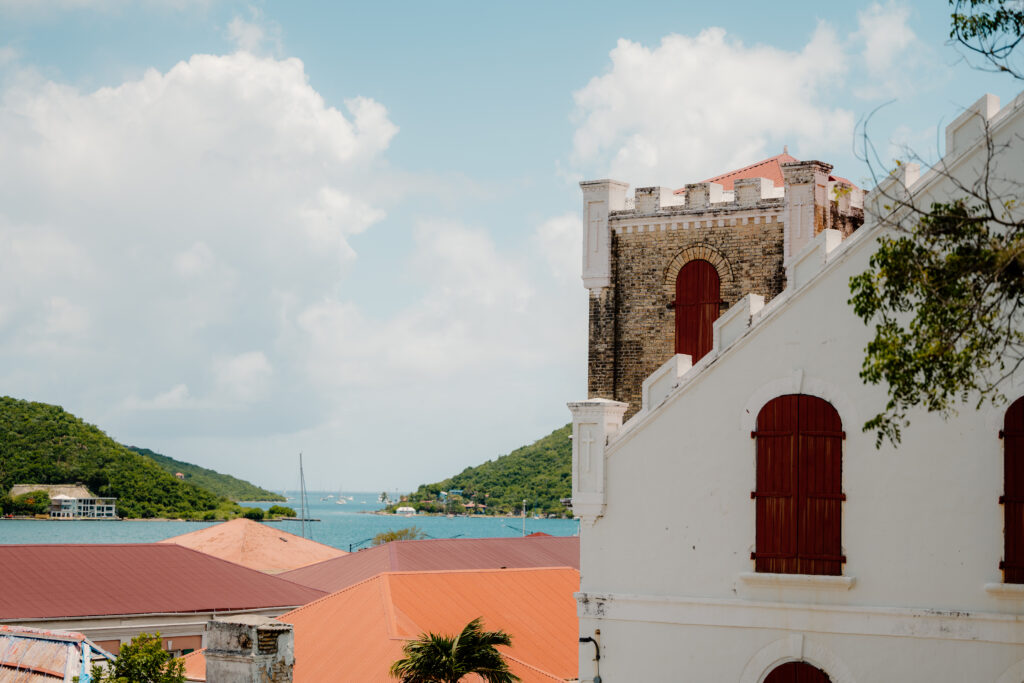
662,244 -> 735,300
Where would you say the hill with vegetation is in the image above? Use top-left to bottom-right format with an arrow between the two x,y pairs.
0,397 -> 266,519
126,446 -> 284,502
398,424 -> 572,516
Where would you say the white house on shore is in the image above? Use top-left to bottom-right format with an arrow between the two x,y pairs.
570,92 -> 1024,682
8,484 -> 117,519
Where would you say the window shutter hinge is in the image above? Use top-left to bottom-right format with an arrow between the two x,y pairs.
750,491 -> 757,499
1000,559 -> 1007,570
750,431 -> 756,439
1000,495 -> 1006,504
750,552 -> 757,560
1000,430 -> 1005,439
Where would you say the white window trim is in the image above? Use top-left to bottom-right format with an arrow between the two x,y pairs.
985,582 -> 1024,598
738,572 -> 855,590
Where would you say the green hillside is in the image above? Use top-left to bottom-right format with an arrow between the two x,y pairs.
0,396 -> 232,519
126,446 -> 284,502
401,424 -> 572,516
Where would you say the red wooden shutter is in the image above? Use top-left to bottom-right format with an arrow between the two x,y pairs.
797,394 -> 845,576
753,395 -> 799,573
674,260 -> 720,362
1003,397 -> 1024,583
764,662 -> 832,683
754,395 -> 844,576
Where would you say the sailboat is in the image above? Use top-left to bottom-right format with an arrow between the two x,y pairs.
335,487 -> 347,504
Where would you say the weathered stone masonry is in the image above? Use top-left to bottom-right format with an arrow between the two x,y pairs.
582,158 -> 864,419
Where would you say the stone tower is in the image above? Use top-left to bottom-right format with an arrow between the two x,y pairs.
581,154 -> 864,419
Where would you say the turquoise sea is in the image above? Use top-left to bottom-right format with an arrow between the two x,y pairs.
0,492 -> 580,552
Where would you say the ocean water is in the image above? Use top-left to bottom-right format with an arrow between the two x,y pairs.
0,492 -> 579,552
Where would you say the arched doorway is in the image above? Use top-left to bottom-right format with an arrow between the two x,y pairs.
674,259 -> 720,362
764,661 -> 832,683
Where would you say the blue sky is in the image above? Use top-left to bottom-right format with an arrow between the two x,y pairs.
0,0 -> 1019,491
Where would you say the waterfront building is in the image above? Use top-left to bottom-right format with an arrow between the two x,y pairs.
8,484 -> 117,519
570,93 -> 1024,681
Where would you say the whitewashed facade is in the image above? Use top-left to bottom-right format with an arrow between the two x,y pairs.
570,92 -> 1024,682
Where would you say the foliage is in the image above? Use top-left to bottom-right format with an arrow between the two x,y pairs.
242,506 -> 265,521
848,5 -> 1024,445
2,489 -> 51,515
850,189 -> 1024,445
267,504 -> 296,517
86,632 -> 185,683
401,425 -> 572,516
0,397 -> 227,519
389,617 -> 520,683
373,526 -> 426,545
950,0 -> 1024,78
126,446 -> 284,502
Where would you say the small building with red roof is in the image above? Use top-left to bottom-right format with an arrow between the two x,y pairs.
0,544 -> 325,658
160,518 -> 346,574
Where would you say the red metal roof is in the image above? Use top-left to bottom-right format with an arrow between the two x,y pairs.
0,544 -> 325,619
279,535 -> 579,593
160,518 -> 346,574
673,153 -> 860,194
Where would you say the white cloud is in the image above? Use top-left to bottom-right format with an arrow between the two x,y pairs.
852,2 -> 932,99
532,213 -> 581,284
0,50 -> 398,426
226,7 -> 283,56
214,351 -> 273,402
571,25 -> 853,186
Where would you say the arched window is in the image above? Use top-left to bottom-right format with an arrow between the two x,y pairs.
752,394 -> 845,576
764,661 -> 832,683
1002,396 -> 1024,583
674,259 -> 720,363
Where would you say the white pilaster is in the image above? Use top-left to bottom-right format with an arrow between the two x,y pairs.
580,179 -> 629,290
568,398 -> 628,524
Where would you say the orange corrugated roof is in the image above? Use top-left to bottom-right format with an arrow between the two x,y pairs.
160,518 -> 346,574
280,535 -> 578,593
181,567 -> 579,682
286,567 -> 578,683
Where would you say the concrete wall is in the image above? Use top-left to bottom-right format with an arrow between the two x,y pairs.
572,92 -> 1024,682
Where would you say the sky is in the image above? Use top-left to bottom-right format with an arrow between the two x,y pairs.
0,0 -> 1020,492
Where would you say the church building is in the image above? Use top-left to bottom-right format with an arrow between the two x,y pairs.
570,92 -> 1024,682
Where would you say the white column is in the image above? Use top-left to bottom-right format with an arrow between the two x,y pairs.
568,398 -> 628,525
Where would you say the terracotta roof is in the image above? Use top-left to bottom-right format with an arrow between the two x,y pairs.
279,535 -> 579,593
179,567 -> 579,683
181,648 -> 206,682
0,625 -> 113,681
8,485 -> 96,499
0,544 -> 325,619
673,153 -> 860,194
159,518 -> 346,574
694,152 -> 799,192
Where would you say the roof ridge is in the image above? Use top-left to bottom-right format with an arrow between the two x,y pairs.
502,653 -> 566,681
383,566 -> 577,578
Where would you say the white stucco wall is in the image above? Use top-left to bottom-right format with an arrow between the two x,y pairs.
573,92 -> 1024,683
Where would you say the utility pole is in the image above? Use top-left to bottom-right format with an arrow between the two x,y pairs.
522,499 -> 527,537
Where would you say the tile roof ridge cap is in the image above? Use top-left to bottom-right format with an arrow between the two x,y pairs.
278,572 -> 385,619
502,653 -> 565,681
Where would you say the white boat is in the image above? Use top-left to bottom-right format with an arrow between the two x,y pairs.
335,487 -> 347,504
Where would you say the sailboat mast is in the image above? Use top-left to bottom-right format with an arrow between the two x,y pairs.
299,452 -> 307,539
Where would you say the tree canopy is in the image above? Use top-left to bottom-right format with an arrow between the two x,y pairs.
84,632 -> 185,683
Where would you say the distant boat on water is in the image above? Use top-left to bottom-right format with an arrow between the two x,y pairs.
336,487 -> 347,504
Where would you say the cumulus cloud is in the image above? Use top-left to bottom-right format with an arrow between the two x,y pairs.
852,2 -> 933,99
0,51 -> 397,425
226,7 -> 283,56
570,25 -> 853,186
532,213 -> 581,285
